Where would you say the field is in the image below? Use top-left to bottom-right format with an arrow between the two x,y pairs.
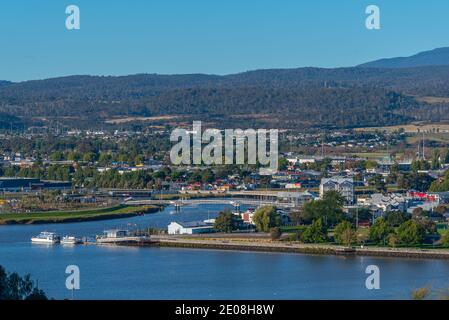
414,96 -> 449,104
105,115 -> 183,124
0,205 -> 160,225
356,123 -> 449,133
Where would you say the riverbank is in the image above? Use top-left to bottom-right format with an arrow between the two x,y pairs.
151,236 -> 449,260
0,205 -> 161,225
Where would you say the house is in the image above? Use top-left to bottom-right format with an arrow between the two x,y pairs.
357,193 -> 409,213
277,191 -> 315,207
167,221 -> 215,235
320,177 -> 354,204
240,208 -> 256,224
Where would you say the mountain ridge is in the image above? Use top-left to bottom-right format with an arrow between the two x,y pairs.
1,48 -> 449,130
358,47 -> 449,68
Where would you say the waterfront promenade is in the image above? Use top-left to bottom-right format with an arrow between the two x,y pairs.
150,235 -> 449,260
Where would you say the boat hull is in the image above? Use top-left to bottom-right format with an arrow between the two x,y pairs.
31,238 -> 59,244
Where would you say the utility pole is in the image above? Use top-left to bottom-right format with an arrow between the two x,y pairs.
422,132 -> 425,161
321,131 -> 325,158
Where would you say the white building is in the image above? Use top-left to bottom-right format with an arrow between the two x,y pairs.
320,177 -> 354,204
167,221 -> 215,235
277,191 -> 315,207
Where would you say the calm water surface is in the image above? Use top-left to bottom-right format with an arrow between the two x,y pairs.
0,204 -> 448,300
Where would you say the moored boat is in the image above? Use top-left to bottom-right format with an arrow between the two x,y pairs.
31,232 -> 60,244
61,236 -> 82,245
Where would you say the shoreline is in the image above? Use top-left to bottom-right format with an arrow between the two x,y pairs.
0,205 -> 161,225
149,237 -> 449,260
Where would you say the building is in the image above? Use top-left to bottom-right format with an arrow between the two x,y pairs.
358,193 -> 409,213
167,221 -> 215,235
320,177 -> 354,204
240,208 -> 256,224
104,229 -> 129,238
277,191 -> 315,207
0,178 -> 72,192
0,178 -> 40,192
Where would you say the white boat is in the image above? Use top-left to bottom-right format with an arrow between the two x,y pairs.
31,232 -> 60,244
61,236 -> 82,245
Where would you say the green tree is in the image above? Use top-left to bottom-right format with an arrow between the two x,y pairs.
388,233 -> 399,247
385,211 -> 409,227
302,191 -> 345,227
369,217 -> 393,245
0,265 -> 47,300
253,206 -> 280,232
429,170 -> 449,192
214,210 -> 241,233
66,151 -> 80,161
278,157 -> 289,171
397,220 -> 426,245
49,151 -> 64,161
98,152 -> 111,165
302,219 -> 327,243
334,221 -> 355,246
439,231 -> 449,247
82,152 -> 97,163
368,174 -> 386,192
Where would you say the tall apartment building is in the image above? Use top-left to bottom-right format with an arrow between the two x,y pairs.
319,177 -> 354,205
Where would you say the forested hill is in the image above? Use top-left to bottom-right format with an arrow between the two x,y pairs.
0,81 -> 11,87
1,66 -> 449,130
359,47 -> 449,69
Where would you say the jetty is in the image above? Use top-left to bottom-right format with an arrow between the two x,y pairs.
96,229 -> 156,246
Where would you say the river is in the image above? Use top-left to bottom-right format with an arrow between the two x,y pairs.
0,204 -> 448,300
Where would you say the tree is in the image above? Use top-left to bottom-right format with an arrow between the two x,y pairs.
289,209 -> 303,226
302,219 -> 327,243
397,220 -> 426,245
278,157 -> 289,171
388,233 -> 399,247
385,211 -> 409,227
334,221 -> 355,246
368,174 -> 386,192
429,170 -> 449,192
49,151 -> 64,161
445,149 -> 449,164
253,206 -> 280,232
301,191 -> 345,227
369,217 -> 393,245
270,227 -> 282,240
412,207 -> 424,219
82,152 -> 97,163
214,210 -> 241,233
364,160 -> 378,170
439,231 -> 449,247
0,265 -> 47,300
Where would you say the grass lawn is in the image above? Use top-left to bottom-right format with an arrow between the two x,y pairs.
0,205 -> 160,225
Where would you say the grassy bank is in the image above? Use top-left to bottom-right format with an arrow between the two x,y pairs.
0,205 -> 161,225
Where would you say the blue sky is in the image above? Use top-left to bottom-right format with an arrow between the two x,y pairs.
1,0 -> 449,81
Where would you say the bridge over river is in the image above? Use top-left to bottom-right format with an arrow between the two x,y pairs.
124,198 -> 296,209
